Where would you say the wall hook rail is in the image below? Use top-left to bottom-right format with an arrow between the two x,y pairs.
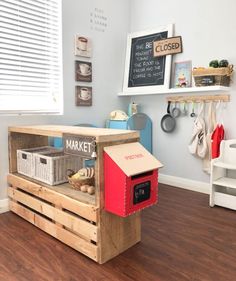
166,94 -> 230,103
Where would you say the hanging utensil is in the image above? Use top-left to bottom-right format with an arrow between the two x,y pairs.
161,101 -> 176,133
182,101 -> 188,116
171,102 -> 181,118
190,102 -> 196,117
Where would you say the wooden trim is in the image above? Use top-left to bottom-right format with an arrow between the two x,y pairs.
9,201 -> 98,261
7,174 -> 98,222
166,94 -> 230,103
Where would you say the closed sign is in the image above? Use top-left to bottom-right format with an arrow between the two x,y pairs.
153,36 -> 182,57
63,134 -> 96,158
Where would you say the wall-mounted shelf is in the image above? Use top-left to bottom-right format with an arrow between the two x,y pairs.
118,86 -> 230,97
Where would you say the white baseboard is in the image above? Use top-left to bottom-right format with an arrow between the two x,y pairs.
0,198 -> 9,214
159,173 -> 210,194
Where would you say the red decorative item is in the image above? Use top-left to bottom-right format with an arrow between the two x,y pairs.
211,124 -> 225,159
103,142 -> 162,217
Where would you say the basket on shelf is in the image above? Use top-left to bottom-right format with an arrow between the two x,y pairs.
192,65 -> 233,87
67,167 -> 95,190
68,176 -> 95,190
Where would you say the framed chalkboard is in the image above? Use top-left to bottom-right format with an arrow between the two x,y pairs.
123,24 -> 173,94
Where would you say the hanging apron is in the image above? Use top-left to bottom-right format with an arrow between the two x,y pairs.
202,102 -> 216,173
188,102 -> 208,159
212,124 -> 225,158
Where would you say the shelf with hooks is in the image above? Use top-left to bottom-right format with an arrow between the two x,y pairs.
118,86 -> 230,96
166,94 -> 230,103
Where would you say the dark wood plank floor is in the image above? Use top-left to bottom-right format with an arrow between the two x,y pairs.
1,184 -> 236,281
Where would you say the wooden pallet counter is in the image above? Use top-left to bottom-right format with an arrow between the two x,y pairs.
8,125 -> 141,264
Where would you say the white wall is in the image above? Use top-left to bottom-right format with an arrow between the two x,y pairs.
129,0 -> 236,184
0,0 -> 130,200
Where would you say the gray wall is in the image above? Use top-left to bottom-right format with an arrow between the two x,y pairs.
0,0 -> 130,200
129,0 -> 236,183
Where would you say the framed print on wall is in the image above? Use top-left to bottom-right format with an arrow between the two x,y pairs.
74,35 -> 92,58
172,60 -> 192,88
75,60 -> 92,82
75,86 -> 92,106
122,24 -> 173,94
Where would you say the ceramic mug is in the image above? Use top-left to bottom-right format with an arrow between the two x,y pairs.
79,63 -> 90,75
77,36 -> 88,51
79,88 -> 90,100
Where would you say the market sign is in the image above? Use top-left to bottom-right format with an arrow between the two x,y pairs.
63,134 -> 96,158
153,36 -> 182,57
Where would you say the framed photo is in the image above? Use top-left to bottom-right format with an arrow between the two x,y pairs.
123,24 -> 173,94
75,86 -> 92,106
75,61 -> 92,82
172,60 -> 192,88
74,35 -> 92,57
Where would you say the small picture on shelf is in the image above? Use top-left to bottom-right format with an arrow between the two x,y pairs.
172,60 -> 192,88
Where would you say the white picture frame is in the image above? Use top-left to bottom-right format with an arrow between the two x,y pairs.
123,24 -> 173,94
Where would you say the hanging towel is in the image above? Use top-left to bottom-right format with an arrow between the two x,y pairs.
188,102 -> 208,159
202,102 -> 217,173
211,124 -> 225,158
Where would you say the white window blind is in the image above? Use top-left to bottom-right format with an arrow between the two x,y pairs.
0,0 -> 63,114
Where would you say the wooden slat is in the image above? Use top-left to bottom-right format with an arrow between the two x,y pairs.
9,187 -> 98,242
8,125 -> 139,143
9,201 -> 98,261
8,187 -> 98,242
7,174 -> 98,222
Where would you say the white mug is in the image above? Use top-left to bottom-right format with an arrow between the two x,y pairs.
79,63 -> 90,75
77,36 -> 88,51
79,88 -> 90,100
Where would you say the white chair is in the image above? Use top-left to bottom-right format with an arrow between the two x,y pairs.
210,139 -> 236,209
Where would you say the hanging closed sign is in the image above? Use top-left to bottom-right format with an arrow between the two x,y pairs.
153,36 -> 182,57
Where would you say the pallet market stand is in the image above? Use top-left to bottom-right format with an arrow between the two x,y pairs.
7,125 -> 141,264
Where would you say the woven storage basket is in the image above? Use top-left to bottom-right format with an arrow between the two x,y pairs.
192,65 -> 233,86
17,146 -> 59,178
34,151 -> 83,185
68,176 -> 95,190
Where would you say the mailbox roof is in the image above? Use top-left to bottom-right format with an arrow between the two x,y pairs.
104,142 -> 163,177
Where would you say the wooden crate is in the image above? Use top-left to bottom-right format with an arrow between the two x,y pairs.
8,125 -> 141,264
8,174 -> 99,261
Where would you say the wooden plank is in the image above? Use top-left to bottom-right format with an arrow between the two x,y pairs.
99,211 -> 141,264
8,187 -> 98,242
8,132 -> 48,173
8,125 -> 139,143
7,174 -> 98,222
9,201 -> 98,261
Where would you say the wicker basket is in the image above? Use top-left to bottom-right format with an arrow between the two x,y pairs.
68,176 -> 95,190
192,65 -> 233,87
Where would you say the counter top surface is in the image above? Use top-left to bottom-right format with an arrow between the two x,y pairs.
9,125 -> 139,142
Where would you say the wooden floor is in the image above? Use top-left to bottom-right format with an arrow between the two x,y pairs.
1,184 -> 236,281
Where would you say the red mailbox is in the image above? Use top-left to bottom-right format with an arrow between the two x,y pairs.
104,142 -> 163,217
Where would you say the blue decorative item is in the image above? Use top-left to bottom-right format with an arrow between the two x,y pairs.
127,113 -> 152,154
